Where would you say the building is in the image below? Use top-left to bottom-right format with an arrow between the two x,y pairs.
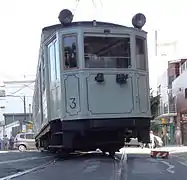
2,113 -> 33,138
155,58 -> 187,145
3,80 -> 34,113
172,59 -> 187,145
155,59 -> 183,145
0,79 -> 35,138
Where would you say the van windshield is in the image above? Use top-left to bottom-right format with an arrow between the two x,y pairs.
84,36 -> 131,68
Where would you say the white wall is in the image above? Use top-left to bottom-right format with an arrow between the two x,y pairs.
157,70 -> 169,115
172,68 -> 187,97
3,80 -> 34,114
4,121 -> 20,139
157,70 -> 168,103
0,98 -> 5,123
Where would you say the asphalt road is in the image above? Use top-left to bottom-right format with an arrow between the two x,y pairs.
0,150 -> 187,180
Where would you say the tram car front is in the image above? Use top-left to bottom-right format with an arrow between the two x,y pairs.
33,9 -> 151,156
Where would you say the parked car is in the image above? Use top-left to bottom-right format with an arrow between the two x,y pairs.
14,132 -> 36,152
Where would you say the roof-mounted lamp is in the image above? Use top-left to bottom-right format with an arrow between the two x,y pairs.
58,9 -> 73,25
132,13 -> 146,29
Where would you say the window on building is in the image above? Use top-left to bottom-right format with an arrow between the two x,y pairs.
84,36 -> 131,68
168,76 -> 175,88
157,85 -> 161,94
63,36 -> 78,69
181,63 -> 186,74
136,36 -> 146,70
185,88 -> 187,99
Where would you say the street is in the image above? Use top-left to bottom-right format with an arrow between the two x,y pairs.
0,148 -> 187,180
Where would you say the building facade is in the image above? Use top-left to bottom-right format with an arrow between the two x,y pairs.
0,79 -> 35,138
155,60 -> 182,145
156,58 -> 187,145
172,59 -> 187,145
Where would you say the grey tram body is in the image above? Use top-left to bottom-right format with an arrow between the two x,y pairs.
33,20 -> 151,153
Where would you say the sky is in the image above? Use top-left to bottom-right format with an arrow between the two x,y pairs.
0,0 -> 187,90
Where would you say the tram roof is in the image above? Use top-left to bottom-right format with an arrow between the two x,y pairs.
42,21 -> 146,32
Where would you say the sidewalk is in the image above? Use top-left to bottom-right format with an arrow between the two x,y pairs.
119,146 -> 187,155
156,146 -> 187,154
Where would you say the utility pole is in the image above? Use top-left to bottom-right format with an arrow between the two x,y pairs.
22,95 -> 26,133
29,104 -> 31,122
155,30 -> 158,56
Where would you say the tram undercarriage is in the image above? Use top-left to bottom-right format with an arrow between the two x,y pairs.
35,118 -> 150,156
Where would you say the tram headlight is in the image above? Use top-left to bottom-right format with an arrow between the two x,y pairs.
58,9 -> 73,25
132,13 -> 146,29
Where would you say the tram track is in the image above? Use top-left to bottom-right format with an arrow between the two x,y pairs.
53,151 -> 127,180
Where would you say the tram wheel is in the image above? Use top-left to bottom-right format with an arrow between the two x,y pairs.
100,148 -> 106,155
57,149 -> 70,158
108,150 -> 115,157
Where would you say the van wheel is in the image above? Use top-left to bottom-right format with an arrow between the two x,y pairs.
18,145 -> 26,152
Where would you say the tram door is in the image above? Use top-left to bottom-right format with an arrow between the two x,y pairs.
48,39 -> 61,119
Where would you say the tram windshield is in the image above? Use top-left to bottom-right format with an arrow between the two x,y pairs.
84,36 -> 131,68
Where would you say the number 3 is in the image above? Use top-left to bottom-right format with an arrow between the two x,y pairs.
69,97 -> 76,109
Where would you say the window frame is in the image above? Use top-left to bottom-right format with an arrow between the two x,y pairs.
48,42 -> 57,82
41,55 -> 46,92
54,40 -> 61,80
135,36 -> 147,71
47,38 -> 61,82
83,33 -> 131,69
62,34 -> 79,70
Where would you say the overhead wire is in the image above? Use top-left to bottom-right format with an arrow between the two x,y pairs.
99,0 -> 103,8
73,0 -> 81,18
74,0 -> 103,18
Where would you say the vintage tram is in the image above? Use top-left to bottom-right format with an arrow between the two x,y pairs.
32,9 -> 151,156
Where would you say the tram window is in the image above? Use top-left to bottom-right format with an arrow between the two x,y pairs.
54,41 -> 60,79
49,44 -> 57,81
63,36 -> 77,69
42,56 -> 45,92
136,37 -> 146,70
84,36 -> 131,68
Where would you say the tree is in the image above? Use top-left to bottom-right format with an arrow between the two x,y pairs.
150,91 -> 161,132
150,92 -> 160,119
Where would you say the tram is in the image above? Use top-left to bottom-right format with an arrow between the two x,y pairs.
32,9 -> 151,156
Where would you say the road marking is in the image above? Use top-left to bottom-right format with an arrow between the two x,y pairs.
82,161 -> 101,173
117,151 -> 128,180
0,159 -> 55,180
0,156 -> 52,165
82,164 -> 100,173
161,161 -> 175,174
179,161 -> 187,167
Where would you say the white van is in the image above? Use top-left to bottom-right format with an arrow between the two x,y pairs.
14,133 -> 36,152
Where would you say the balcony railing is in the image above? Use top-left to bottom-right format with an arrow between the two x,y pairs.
157,101 -> 176,117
